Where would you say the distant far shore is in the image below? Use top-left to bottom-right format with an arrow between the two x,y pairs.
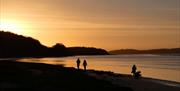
1,31 -> 179,58
109,48 -> 180,56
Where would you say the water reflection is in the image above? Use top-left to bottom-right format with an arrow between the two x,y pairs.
17,55 -> 180,82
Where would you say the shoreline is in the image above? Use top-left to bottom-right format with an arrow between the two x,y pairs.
86,69 -> 180,87
16,57 -> 180,84
138,76 -> 180,87
8,56 -> 180,84
0,60 -> 133,91
3,57 -> 179,84
0,60 -> 179,91
86,70 -> 180,91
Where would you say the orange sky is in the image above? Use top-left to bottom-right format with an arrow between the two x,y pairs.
0,0 -> 180,50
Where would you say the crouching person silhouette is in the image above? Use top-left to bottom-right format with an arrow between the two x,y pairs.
134,71 -> 141,79
131,64 -> 141,79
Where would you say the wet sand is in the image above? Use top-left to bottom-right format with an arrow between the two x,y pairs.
87,70 -> 180,91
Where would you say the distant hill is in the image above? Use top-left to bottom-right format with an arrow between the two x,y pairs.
68,47 -> 108,55
0,31 -> 108,58
0,31 -> 47,57
109,48 -> 180,55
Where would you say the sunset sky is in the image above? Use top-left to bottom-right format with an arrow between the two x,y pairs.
0,0 -> 180,50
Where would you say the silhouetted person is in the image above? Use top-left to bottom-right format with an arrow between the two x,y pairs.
83,60 -> 87,71
131,65 -> 141,79
134,71 -> 141,79
76,58 -> 81,69
131,65 -> 137,74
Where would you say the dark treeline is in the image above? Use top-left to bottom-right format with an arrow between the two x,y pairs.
0,31 -> 108,58
109,48 -> 180,55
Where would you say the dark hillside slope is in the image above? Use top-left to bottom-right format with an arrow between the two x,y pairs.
0,31 -> 47,57
0,31 -> 108,58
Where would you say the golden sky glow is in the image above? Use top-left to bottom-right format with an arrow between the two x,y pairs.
0,0 -> 180,50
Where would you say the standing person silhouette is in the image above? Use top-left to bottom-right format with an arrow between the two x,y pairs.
76,58 -> 81,69
83,60 -> 87,71
131,64 -> 137,75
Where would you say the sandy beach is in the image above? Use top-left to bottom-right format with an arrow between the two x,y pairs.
87,70 -> 180,91
0,60 -> 179,91
0,60 -> 132,91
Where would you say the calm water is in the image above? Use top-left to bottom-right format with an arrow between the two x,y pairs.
17,55 -> 180,82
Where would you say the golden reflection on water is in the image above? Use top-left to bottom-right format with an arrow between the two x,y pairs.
18,56 -> 180,82
62,60 -> 180,82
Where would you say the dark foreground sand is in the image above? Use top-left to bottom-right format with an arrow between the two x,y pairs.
0,60 -> 132,91
0,60 -> 179,91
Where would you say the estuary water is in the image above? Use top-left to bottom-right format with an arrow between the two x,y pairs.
18,54 -> 180,82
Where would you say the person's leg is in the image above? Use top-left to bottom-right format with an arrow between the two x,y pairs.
77,64 -> 79,69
